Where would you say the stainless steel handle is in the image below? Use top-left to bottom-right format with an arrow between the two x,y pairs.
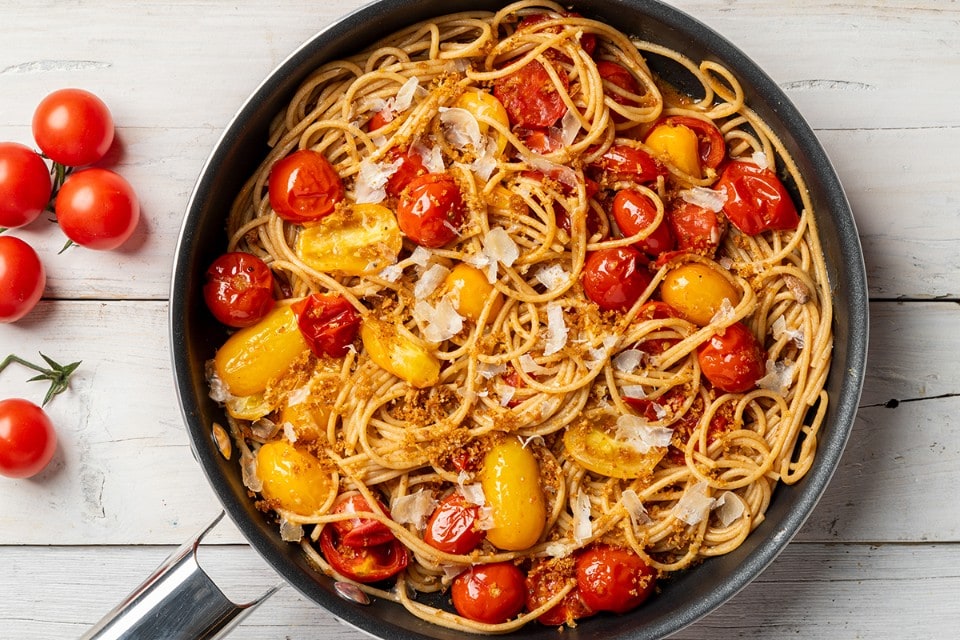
82,512 -> 281,640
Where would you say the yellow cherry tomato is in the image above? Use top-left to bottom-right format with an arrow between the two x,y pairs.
213,304 -> 309,397
455,90 -> 510,156
360,316 -> 440,388
659,263 -> 741,326
563,417 -> 666,479
442,263 -> 501,323
256,440 -> 335,515
480,437 -> 547,550
278,401 -> 330,442
645,123 -> 701,178
296,203 -> 402,276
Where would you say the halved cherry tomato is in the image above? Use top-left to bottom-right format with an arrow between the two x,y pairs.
291,293 -> 360,358
715,161 -> 799,235
318,524 -> 408,583
0,236 -> 45,323
32,88 -> 114,167
589,144 -> 663,184
611,190 -> 674,256
662,116 -> 726,170
0,399 -> 57,479
519,127 -> 564,155
424,493 -> 486,554
596,61 -> 640,122
518,11 -> 596,57
55,168 -> 140,250
268,149 -> 344,223
575,544 -> 656,613
396,173 -> 465,247
330,491 -> 396,548
659,262 -> 741,327
698,321 -> 766,393
385,146 -> 428,197
494,59 -> 569,128
525,559 -> 593,626
563,415 -> 667,479
0,142 -> 52,229
668,200 -> 724,256
203,252 -> 275,328
452,562 -> 527,624
582,246 -> 652,311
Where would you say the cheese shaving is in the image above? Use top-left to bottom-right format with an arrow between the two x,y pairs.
620,384 -> 647,400
621,489 -> 652,528
544,303 -> 568,356
713,491 -> 746,526
414,264 -> 450,300
534,263 -> 570,290
378,263 -> 404,282
354,157 -> 402,204
573,490 -> 593,543
710,297 -> 737,325
615,414 -> 673,452
519,353 -> 549,374
613,349 -> 644,373
674,481 -> 715,525
280,518 -> 304,542
241,452 -> 262,493
412,140 -> 445,173
439,107 -> 483,149
282,422 -> 298,444
751,150 -> 770,170
409,246 -> 433,267
478,362 -> 506,379
413,298 -> 464,342
392,490 -> 438,530
680,186 -> 727,212
560,110 -> 580,145
494,381 -> 515,407
758,359 -> 796,395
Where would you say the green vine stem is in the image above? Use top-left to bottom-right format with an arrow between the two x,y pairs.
0,352 -> 81,406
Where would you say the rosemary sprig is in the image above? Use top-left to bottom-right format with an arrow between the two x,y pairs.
0,352 -> 82,406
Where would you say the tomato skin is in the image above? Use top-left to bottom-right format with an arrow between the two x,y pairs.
452,563 -> 527,624
396,173 -> 465,247
0,236 -> 46,323
291,293 -> 360,359
0,142 -> 52,229
716,161 -> 799,235
424,493 -> 486,554
575,545 -> 657,614
582,246 -> 652,311
590,144 -> 663,183
494,59 -> 569,128
612,190 -> 674,256
662,116 -> 726,169
525,560 -> 593,626
203,252 -> 275,328
32,88 -> 114,167
698,321 -> 766,393
0,399 -> 57,478
596,61 -> 639,122
668,200 -> 724,256
55,168 -> 139,250
318,524 -> 408,583
268,149 -> 344,223
385,147 -> 427,198
330,491 -> 396,548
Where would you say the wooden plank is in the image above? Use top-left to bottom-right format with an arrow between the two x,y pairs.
0,542 -> 956,638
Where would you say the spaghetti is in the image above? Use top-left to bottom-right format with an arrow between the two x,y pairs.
207,1 -> 833,632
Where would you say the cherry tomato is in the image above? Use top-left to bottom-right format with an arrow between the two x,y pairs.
291,293 -> 360,359
519,127 -> 564,155
589,144 -> 663,183
575,545 -> 656,613
452,562 -> 527,624
424,493 -> 485,554
0,398 -> 57,478
318,524 -> 408,583
367,108 -> 392,132
659,262 -> 741,326
611,190 -> 674,256
518,11 -> 596,57
563,416 -> 666,479
32,88 -> 114,167
0,142 -> 52,229
268,149 -> 344,223
597,61 -> 639,122
662,116 -> 726,169
668,200 -> 724,256
626,300 -> 682,359
0,236 -> 45,323
494,59 -> 569,128
203,252 -> 274,328
715,161 -> 799,235
55,168 -> 139,250
330,491 -> 396,548
664,392 -> 733,464
396,173 -> 465,247
525,560 -> 593,626
582,246 -> 652,311
698,321 -> 766,393
384,146 -> 427,197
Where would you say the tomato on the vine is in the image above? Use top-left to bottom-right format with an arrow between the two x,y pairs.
0,398 -> 57,478
329,491 -> 396,548
494,59 -> 569,128
32,88 -> 114,167
715,161 -> 799,235
698,321 -> 766,393
203,252 -> 275,328
424,493 -> 485,554
611,190 -> 674,256
268,149 -> 345,223
575,544 -> 657,614
582,246 -> 652,311
318,524 -> 408,583
452,562 -> 527,624
291,293 -> 360,359
396,173 -> 465,247
0,236 -> 45,323
55,168 -> 139,250
0,142 -> 52,229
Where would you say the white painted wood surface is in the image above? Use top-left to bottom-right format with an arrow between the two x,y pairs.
1,0 -> 958,637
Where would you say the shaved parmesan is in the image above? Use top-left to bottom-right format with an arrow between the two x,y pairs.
478,362 -> 506,379
621,489 -> 652,528
535,263 -> 570,290
354,157 -> 402,204
613,349 -> 644,373
476,227 -> 520,284
519,353 -> 549,374
393,76 -> 420,112
772,315 -> 805,348
544,303 -> 568,356
681,186 -> 727,212
241,452 -> 262,493
441,564 -> 467,581
620,384 -> 647,400
392,490 -> 438,530
378,263 -> 403,282
560,110 -> 580,145
494,381 -> 516,407
440,107 -> 483,149
283,422 -> 298,444
573,490 -> 593,543
280,519 -> 304,542
525,154 -> 578,188
413,298 -> 464,342
674,481 -> 715,525
616,414 -> 673,452
250,418 -> 279,440
471,137 -> 499,180
413,140 -> 445,173
459,482 -> 486,508
414,264 -> 450,300
545,541 -> 576,558
751,150 -> 770,170
713,491 -> 746,526
710,297 -> 737,324
757,359 -> 795,395
409,246 -> 433,267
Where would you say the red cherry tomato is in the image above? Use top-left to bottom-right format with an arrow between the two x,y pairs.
525,560 -> 593,626
697,321 -> 766,393
518,12 -> 596,57
0,142 -> 52,229
494,59 -> 569,128
0,398 -> 57,478
424,493 -> 486,554
329,491 -> 396,548
519,127 -> 564,155
452,562 -> 527,624
662,116 -> 726,169
291,293 -> 360,359
396,173 -> 465,247
715,161 -> 799,235
203,252 -> 274,327
590,144 -> 663,183
55,168 -> 139,250
0,236 -> 46,323
268,149 -> 344,223
385,147 -> 427,198
611,190 -> 674,256
367,109 -> 393,132
318,524 -> 408,583
582,246 -> 652,311
596,61 -> 640,121
668,200 -> 724,256
575,545 -> 656,614
32,88 -> 114,167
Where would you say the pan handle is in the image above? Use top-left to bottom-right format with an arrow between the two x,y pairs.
81,512 -> 281,640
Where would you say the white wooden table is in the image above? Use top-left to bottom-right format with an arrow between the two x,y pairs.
1,1 -> 958,637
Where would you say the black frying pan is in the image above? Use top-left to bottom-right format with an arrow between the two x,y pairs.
165,1 -> 868,638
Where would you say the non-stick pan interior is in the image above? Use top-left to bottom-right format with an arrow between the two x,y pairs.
171,1 -> 868,638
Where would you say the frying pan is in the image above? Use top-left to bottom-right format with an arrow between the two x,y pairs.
86,0 -> 868,638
